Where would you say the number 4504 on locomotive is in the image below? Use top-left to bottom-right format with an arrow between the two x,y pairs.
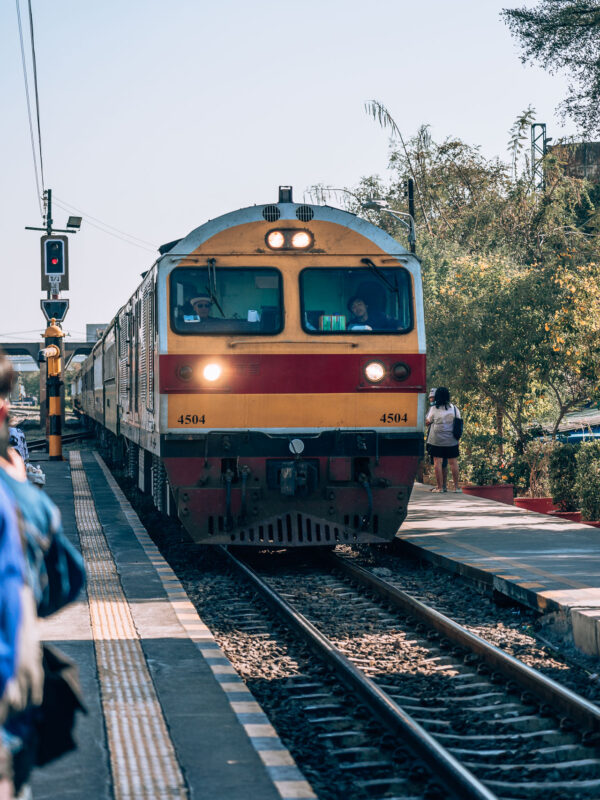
77,187 -> 426,547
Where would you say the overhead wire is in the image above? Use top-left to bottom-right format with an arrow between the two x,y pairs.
53,196 -> 159,252
15,0 -> 157,252
27,0 -> 45,193
15,0 -> 43,216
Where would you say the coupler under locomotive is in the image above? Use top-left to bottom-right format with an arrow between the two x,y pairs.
162,431 -> 422,547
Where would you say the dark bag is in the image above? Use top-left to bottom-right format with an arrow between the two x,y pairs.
452,406 -> 464,440
35,644 -> 87,767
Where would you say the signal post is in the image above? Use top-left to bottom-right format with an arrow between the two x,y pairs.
39,320 -> 63,460
26,188 -> 80,454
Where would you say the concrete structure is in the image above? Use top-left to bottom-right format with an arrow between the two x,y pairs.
0,341 -> 93,427
398,484 -> 600,657
32,451 -> 315,800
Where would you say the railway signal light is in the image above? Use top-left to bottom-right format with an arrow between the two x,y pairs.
44,238 -> 65,274
40,235 -> 69,291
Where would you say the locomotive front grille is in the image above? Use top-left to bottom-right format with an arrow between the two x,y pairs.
205,511 -> 382,546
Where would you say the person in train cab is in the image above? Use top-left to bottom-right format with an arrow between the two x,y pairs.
426,388 -> 448,492
185,294 -> 215,323
0,350 -> 86,798
425,386 -> 462,493
346,295 -> 398,331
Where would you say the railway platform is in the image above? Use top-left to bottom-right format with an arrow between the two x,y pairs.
30,450 -> 315,800
398,483 -> 600,658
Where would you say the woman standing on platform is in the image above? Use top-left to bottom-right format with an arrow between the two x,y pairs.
425,387 -> 462,493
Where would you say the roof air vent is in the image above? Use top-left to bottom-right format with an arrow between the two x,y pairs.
262,205 -> 281,222
296,206 -> 314,222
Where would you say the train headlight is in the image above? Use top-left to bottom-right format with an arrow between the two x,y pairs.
203,363 -> 222,381
265,229 -> 314,250
364,361 -> 386,383
266,231 -> 285,249
177,365 -> 193,381
391,362 -> 411,381
291,231 -> 311,249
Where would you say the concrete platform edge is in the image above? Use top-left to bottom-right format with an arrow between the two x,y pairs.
89,451 -> 317,800
396,487 -> 600,658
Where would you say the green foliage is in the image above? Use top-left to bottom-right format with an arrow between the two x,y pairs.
461,431 -> 505,485
575,441 -> 600,521
504,453 -> 531,493
549,444 -> 579,511
15,371 -> 39,399
502,1 -> 600,136
357,104 -> 600,454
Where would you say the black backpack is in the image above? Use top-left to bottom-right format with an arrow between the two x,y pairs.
452,406 -> 464,440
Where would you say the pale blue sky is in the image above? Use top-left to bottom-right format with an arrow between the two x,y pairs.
2,0 -> 575,343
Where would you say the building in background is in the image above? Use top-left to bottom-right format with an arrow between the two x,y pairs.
86,324 -> 107,342
552,142 -> 600,182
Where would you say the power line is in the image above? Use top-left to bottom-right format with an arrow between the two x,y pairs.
15,0 -> 42,216
53,196 -> 159,251
27,0 -> 45,193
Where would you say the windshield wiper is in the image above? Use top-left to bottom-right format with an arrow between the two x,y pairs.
360,258 -> 398,296
205,257 -> 226,317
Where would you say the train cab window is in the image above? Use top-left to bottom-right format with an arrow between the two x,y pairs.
170,267 -> 283,335
300,267 -> 413,334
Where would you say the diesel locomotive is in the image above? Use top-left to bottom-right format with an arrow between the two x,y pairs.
77,187 -> 426,546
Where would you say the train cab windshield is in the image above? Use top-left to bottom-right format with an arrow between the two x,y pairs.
300,266 -> 413,334
170,267 -> 283,334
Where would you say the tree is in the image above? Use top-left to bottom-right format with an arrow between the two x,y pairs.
355,101 -> 600,461
502,1 -> 600,136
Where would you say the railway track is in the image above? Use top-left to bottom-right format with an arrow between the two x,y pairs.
221,548 -> 600,800
27,431 -> 94,451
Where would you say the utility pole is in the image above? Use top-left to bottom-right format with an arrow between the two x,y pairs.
26,188 -> 81,447
531,124 -> 552,193
406,179 -> 416,254
39,320 -> 63,460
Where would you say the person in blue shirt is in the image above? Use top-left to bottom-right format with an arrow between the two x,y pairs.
0,480 -> 24,800
0,350 -> 85,798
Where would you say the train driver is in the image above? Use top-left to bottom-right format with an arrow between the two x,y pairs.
185,293 -> 214,323
347,295 -> 399,331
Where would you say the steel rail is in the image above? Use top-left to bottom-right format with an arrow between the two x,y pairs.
27,431 -> 94,451
220,546 -> 497,800
327,552 -> 600,734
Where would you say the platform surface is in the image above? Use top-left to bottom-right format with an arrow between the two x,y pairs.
399,483 -> 600,656
31,451 -> 315,800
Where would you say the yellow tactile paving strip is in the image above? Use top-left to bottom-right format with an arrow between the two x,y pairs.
91,452 -> 316,800
70,451 -> 188,800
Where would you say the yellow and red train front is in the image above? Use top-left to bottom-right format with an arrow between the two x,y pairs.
158,207 -> 426,546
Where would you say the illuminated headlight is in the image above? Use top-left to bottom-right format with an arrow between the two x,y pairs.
364,361 -> 386,383
391,362 -> 411,381
265,229 -> 314,250
291,231 -> 311,249
203,363 -> 222,381
267,230 -> 285,249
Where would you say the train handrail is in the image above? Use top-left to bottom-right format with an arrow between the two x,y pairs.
228,339 -> 360,348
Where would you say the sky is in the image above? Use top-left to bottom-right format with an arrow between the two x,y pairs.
1,0 -> 577,348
